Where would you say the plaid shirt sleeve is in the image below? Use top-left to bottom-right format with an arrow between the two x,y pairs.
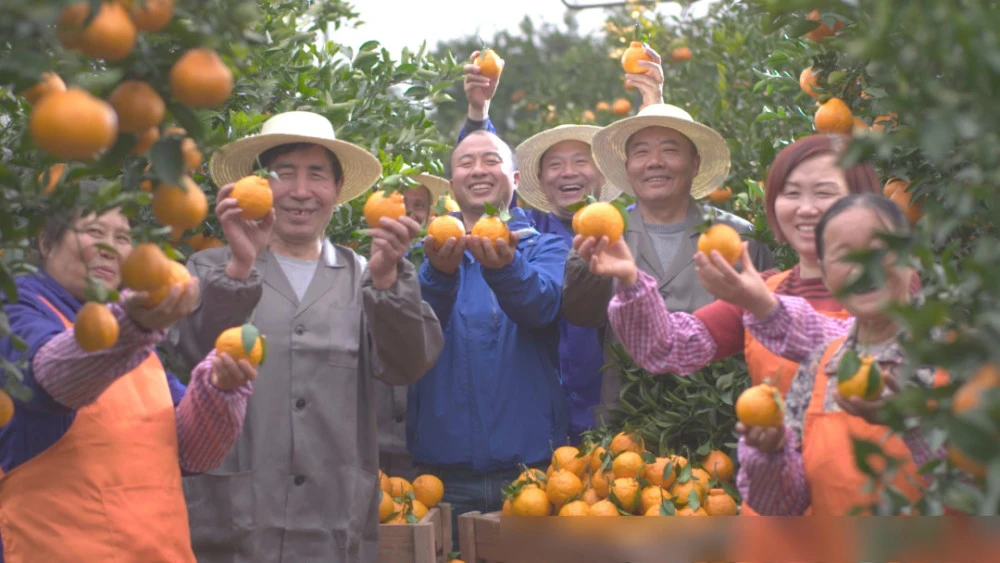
744,294 -> 855,364
607,269 -> 717,375
32,300 -> 165,409
175,350 -> 252,474
736,426 -> 811,515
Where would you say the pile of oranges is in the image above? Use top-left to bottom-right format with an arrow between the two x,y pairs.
500,432 -> 738,517
378,470 -> 445,525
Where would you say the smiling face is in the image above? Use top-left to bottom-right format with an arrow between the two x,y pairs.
41,209 -> 133,302
624,126 -> 701,205
538,139 -> 604,218
773,153 -> 851,263
820,206 -> 915,323
404,185 -> 432,225
267,144 -> 343,247
449,132 -> 517,215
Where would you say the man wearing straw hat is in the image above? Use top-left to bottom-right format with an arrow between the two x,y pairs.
164,111 -> 445,563
562,103 -> 773,424
454,48 -> 665,442
402,173 -> 451,226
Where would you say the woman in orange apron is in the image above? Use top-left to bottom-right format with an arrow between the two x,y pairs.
0,202 -> 257,562
729,193 -> 946,518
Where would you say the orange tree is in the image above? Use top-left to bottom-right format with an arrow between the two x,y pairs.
748,0 -> 1000,515
0,0 -> 461,391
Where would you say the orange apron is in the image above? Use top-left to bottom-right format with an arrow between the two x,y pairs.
0,297 -> 195,562
802,336 -> 946,515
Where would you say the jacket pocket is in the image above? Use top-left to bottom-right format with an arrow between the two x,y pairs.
328,306 -> 362,367
182,471 -> 255,559
100,481 -> 196,562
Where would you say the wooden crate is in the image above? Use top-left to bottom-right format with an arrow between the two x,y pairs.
458,511 -> 503,563
378,503 -> 453,563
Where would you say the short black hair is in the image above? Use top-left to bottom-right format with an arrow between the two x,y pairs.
815,193 -> 911,261
258,143 -> 344,183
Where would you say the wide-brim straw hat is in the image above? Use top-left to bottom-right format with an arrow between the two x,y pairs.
514,125 -> 622,213
209,111 -> 383,204
410,173 -> 451,202
591,103 -> 730,200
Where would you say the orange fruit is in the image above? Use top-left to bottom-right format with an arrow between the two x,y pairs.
671,46 -> 693,62
609,431 -> 645,455
644,504 -> 666,516
852,117 -> 870,134
947,443 -> 986,479
590,469 -> 612,498
551,446 -> 588,477
574,202 -> 625,245
582,109 -> 596,122
364,189 -> 406,228
805,10 -> 844,42
611,451 -> 644,479
121,243 -> 171,291
139,163 -> 154,193
889,185 -> 923,225
58,2 -> 137,61
640,485 -> 667,514
676,506 -> 709,516
0,390 -> 13,428
108,80 -> 166,133
697,223 -> 742,265
883,178 -> 908,198
378,490 -> 395,522
511,486 -> 551,516
707,186 -> 732,203
152,177 -> 209,233
557,500 -> 590,516
471,216 -> 510,245
609,477 -> 641,514
596,101 -> 611,113
379,470 -> 390,493
21,72 -> 66,106
588,499 -> 620,516
231,175 -> 274,221
501,498 -> 513,515
144,260 -> 192,308
735,383 -> 785,428
427,215 -> 465,248
200,237 -> 225,249
131,127 -> 160,155
581,488 -> 600,506
589,445 -> 608,473
871,113 -> 898,133
474,48 -> 505,81
181,138 -> 203,172
410,499 -> 429,521
38,163 -> 66,195
621,41 -> 652,74
510,89 -> 525,103
546,469 -> 583,508
384,500 -> 406,524
799,67 -> 819,98
412,474 -> 444,508
74,302 -> 120,352
388,477 -> 414,498
644,456 -> 676,489
515,468 -> 548,490
181,233 -> 206,251
690,468 -> 711,490
837,355 -> 884,400
29,88 -> 118,161
701,450 -> 734,482
169,48 -> 233,109
611,98 -> 632,116
813,98 -> 854,134
704,489 -> 738,516
130,0 -> 174,32
670,479 -> 706,507
953,364 -> 1000,415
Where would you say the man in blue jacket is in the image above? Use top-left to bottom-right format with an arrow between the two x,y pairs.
454,49 -> 665,444
408,129 -> 569,534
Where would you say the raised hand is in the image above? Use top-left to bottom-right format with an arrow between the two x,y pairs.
367,216 -> 422,290
694,241 -> 777,318
216,183 -> 274,280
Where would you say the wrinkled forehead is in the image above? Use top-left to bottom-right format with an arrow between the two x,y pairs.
625,126 -> 696,155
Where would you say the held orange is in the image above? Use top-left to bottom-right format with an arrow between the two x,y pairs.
29,88 -> 118,161
58,1 -> 137,61
363,189 -> 406,228
214,324 -> 267,367
152,177 -> 209,233
837,355 -> 884,401
21,72 -> 66,106
121,243 -> 171,291
471,216 -> 510,245
231,175 -> 274,221
697,223 -> 742,265
143,260 -> 192,308
574,202 -> 625,245
813,98 -> 854,134
735,383 -> 785,428
74,302 -> 120,352
108,80 -> 166,133
611,98 -> 632,116
474,48 -> 505,81
427,215 -> 465,248
169,48 -> 234,109
0,390 -> 13,428
621,41 -> 652,74
130,0 -> 174,32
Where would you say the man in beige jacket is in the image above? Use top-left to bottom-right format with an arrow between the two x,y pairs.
164,111 -> 444,563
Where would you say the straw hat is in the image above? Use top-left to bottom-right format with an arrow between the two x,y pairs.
410,173 -> 450,202
591,104 -> 730,200
514,125 -> 622,213
209,111 -> 383,204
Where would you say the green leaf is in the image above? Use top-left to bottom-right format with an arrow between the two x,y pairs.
483,202 -> 499,216
259,335 -> 268,367
687,488 -> 701,511
837,349 -> 862,384
240,324 -> 260,357
611,200 -> 630,230
677,462 -> 693,483
865,360 -> 882,398
150,138 -> 185,188
659,499 -> 676,516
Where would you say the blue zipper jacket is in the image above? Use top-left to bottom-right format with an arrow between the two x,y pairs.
407,208 -> 570,473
